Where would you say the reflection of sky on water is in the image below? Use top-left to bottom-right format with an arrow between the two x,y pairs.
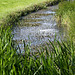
12,5 -> 64,47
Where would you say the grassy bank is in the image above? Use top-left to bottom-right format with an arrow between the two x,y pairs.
56,1 -> 75,40
0,26 -> 75,75
0,0 -> 60,25
0,0 -> 75,75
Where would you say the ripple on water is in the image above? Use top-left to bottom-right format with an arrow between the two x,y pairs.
12,5 -> 65,53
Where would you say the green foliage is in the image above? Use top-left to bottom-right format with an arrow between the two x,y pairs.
0,27 -> 75,75
0,1 -> 75,75
57,1 -> 75,16
69,11 -> 75,39
0,0 -> 55,25
0,26 -> 40,75
56,1 -> 75,41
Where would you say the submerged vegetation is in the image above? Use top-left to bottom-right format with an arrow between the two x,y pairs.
0,0 -> 75,75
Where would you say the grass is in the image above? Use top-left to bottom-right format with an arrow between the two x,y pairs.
0,26 -> 75,75
0,0 -> 47,18
0,0 -> 58,25
0,0 -> 75,75
56,1 -> 75,41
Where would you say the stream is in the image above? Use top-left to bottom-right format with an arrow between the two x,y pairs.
12,5 -> 66,53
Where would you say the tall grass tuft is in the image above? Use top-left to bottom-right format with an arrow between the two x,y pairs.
0,26 -> 75,75
0,26 -> 41,75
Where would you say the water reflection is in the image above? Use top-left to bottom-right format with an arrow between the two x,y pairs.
12,5 -> 65,52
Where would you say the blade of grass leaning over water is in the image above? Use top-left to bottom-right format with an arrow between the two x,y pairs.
0,26 -> 75,74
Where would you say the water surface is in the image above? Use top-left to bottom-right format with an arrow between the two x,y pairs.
12,5 -> 65,52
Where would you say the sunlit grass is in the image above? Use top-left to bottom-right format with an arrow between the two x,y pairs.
0,0 -> 54,24
0,26 -> 75,75
0,0 -> 75,75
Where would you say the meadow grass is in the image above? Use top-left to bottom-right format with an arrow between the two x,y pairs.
0,0 -> 49,19
0,26 -> 75,75
56,1 -> 75,40
0,0 -> 57,25
0,0 -> 75,75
